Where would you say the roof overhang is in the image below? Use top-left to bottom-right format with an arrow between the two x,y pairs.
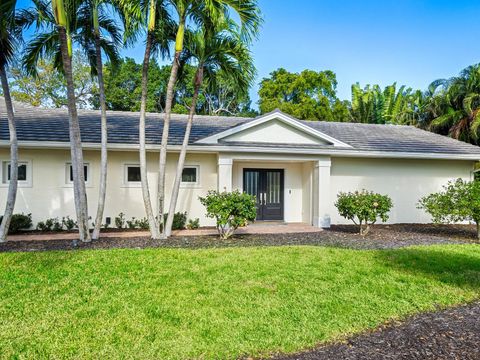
3,140 -> 479,161
195,110 -> 353,148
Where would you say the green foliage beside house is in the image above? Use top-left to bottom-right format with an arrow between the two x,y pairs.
418,178 -> 480,239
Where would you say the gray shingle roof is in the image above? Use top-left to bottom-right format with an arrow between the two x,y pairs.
1,97 -> 480,156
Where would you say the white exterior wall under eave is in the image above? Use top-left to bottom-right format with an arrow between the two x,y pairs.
329,157 -> 476,224
0,148 -> 218,227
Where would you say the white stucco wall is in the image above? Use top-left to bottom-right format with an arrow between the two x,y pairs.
0,147 -> 475,228
0,149 -> 218,227
329,157 -> 475,224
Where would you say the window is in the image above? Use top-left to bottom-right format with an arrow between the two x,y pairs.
66,163 -> 89,184
181,166 -> 199,184
124,164 -> 141,186
2,161 -> 31,186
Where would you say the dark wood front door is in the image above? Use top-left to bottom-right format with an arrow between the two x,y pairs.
243,169 -> 284,221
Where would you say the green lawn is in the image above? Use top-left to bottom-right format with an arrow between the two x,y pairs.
1,245 -> 479,359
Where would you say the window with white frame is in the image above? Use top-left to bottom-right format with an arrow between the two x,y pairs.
66,163 -> 90,184
124,164 -> 141,185
181,166 -> 199,185
2,161 -> 31,186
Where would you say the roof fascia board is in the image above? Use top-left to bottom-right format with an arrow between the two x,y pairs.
2,140 -> 479,161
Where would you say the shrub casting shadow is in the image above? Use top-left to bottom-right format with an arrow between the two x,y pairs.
377,246 -> 480,289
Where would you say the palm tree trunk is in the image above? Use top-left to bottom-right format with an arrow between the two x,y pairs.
164,67 -> 203,237
139,31 -> 160,239
91,27 -> 108,240
157,50 -> 181,238
157,17 -> 186,238
58,26 -> 91,242
0,63 -> 18,242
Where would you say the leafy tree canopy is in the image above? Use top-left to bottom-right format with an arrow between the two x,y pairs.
5,51 -> 96,108
258,68 -> 350,121
91,57 -> 256,116
350,82 -> 425,125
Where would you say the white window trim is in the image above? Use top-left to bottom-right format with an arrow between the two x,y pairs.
123,163 -> 142,188
180,165 -> 201,188
0,160 -> 33,188
64,162 -> 91,187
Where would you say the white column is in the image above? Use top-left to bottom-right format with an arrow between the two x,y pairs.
217,156 -> 233,192
313,157 -> 331,228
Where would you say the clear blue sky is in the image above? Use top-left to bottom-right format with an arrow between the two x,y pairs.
15,0 -> 480,105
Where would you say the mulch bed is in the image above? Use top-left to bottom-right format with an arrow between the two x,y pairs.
273,302 -> 480,360
0,224 -> 477,253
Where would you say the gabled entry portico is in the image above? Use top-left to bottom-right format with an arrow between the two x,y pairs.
204,110 -> 347,228
217,154 -> 332,228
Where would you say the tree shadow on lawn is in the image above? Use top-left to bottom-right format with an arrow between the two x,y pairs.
377,246 -> 480,290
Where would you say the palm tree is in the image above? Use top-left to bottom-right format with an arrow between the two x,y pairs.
427,65 -> 480,144
157,0 -> 262,238
76,0 -> 124,239
0,0 -> 21,242
134,0 -> 174,239
20,0 -> 127,241
164,21 -> 255,236
53,0 -> 91,242
350,82 -> 424,125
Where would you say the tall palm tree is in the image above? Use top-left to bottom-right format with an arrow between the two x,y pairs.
427,65 -> 480,144
0,0 -> 21,242
77,0 -> 123,240
157,0 -> 261,238
164,21 -> 255,236
20,0 -> 126,241
135,0 -> 174,239
52,0 -> 91,242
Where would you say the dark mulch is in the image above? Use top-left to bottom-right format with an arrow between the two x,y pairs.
0,224 -> 478,253
273,302 -> 480,360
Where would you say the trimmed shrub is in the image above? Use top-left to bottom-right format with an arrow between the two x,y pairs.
418,178 -> 480,239
186,218 -> 200,230
335,190 -> 393,236
62,216 -> 76,230
171,212 -> 187,230
4,213 -> 33,234
126,217 -> 138,229
37,218 -> 62,232
115,213 -> 126,229
199,190 -> 256,239
161,212 -> 187,231
135,217 -> 149,230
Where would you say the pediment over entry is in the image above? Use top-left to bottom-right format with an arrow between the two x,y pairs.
195,110 -> 352,147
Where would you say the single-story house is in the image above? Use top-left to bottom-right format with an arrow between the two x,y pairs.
1,97 -> 480,228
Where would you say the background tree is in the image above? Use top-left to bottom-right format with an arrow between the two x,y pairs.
204,69 -> 256,116
8,52 -> 96,108
350,82 -> 424,125
258,68 -> 350,121
93,57 -> 165,111
0,0 -> 21,242
92,58 -> 256,115
425,65 -> 480,144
